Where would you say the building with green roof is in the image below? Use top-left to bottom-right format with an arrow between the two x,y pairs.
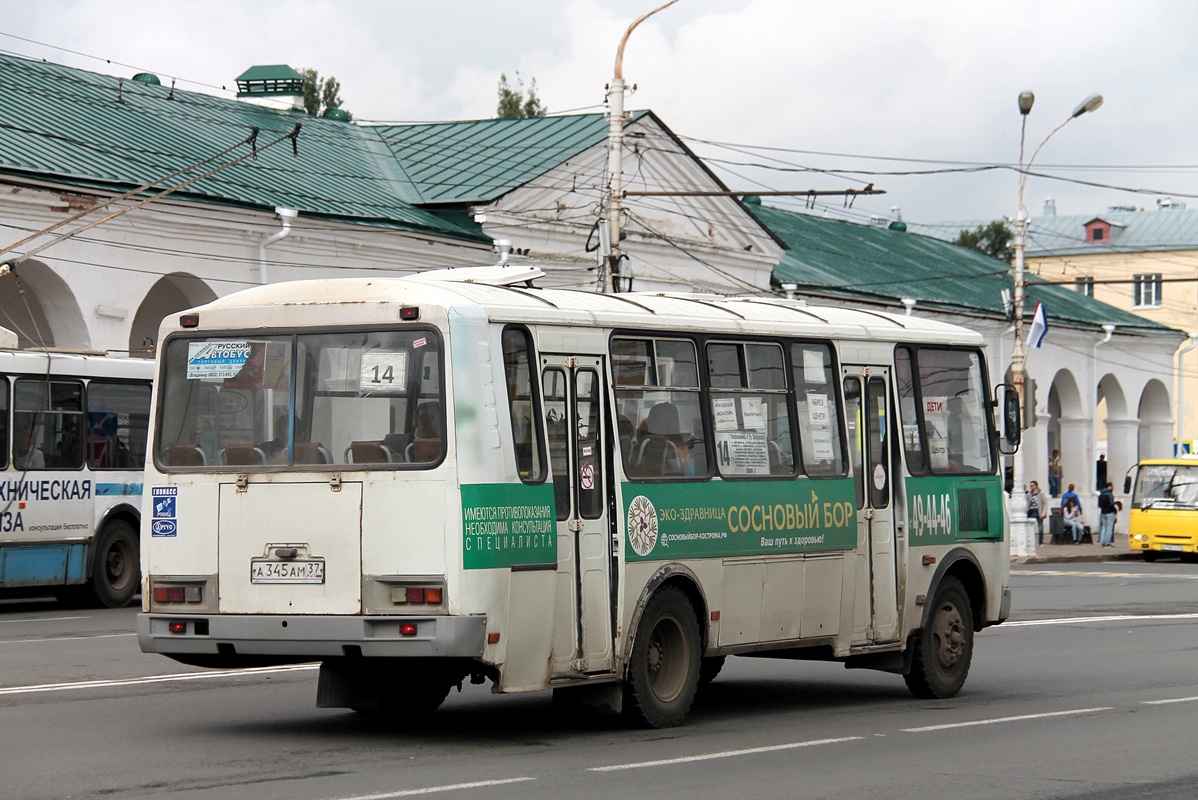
0,52 -> 778,352
750,199 -> 1180,508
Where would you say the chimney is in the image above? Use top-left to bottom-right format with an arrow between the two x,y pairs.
235,65 -> 306,111
1043,198 -> 1056,217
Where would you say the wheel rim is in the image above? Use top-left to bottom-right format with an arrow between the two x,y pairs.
930,599 -> 966,673
646,613 -> 688,703
104,538 -> 133,591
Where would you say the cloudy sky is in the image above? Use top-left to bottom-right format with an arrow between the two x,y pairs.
4,0 -> 1197,233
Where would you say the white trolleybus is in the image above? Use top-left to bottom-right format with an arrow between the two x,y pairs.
138,266 -> 1019,727
1,327 -> 153,607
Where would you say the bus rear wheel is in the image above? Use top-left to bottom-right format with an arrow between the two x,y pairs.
89,520 -> 140,608
624,586 -> 701,728
904,576 -> 973,699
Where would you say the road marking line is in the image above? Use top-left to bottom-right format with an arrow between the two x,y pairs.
0,616 -> 89,624
0,663 -> 317,696
1143,696 -> 1198,705
0,632 -> 136,644
589,736 -> 862,772
322,778 -> 536,799
1011,569 -> 1198,580
902,707 -> 1111,733
997,612 -> 1198,628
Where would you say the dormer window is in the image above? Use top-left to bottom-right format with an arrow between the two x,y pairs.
1084,218 -> 1114,244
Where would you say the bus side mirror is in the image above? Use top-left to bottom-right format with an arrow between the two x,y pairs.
999,384 -> 1021,449
1123,475 -> 1132,494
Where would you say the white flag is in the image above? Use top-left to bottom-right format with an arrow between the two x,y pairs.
1028,302 -> 1048,348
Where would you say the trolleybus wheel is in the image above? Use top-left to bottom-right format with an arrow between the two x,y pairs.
89,520 -> 139,608
698,655 -> 726,688
904,576 -> 973,699
624,586 -> 701,728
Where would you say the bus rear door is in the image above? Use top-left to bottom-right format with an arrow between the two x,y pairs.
541,355 -> 614,675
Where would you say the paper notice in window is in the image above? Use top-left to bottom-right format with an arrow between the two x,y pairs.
712,397 -> 738,431
810,428 -> 834,461
803,348 -> 826,385
806,392 -> 829,426
740,397 -> 766,430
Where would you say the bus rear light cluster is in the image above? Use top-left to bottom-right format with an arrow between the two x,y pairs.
390,585 -> 443,605
153,585 -> 203,603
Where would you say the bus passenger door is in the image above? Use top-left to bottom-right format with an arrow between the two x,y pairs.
542,355 -> 614,675
843,368 -> 899,644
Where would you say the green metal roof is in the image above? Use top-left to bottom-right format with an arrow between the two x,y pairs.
751,202 -> 1178,336
374,112 -> 646,205
0,53 -> 486,243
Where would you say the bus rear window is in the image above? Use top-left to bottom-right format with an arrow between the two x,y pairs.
156,330 -> 444,470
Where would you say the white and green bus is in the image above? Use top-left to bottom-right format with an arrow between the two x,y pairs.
1,330 -> 153,607
138,266 -> 1018,727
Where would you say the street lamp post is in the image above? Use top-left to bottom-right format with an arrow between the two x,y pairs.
1010,91 -> 1103,557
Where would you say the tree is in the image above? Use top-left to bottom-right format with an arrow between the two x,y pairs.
301,68 -> 352,120
954,220 -> 1015,262
497,72 -> 546,119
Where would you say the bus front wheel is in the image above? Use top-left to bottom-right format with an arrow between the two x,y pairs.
1143,551 -> 1159,563
89,520 -> 140,608
624,587 -> 701,728
904,576 -> 973,699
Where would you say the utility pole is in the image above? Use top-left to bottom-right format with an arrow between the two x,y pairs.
1010,90 -> 1102,557
602,1 -> 679,293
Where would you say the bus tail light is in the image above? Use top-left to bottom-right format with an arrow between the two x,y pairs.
152,584 -> 203,604
390,585 -> 444,605
168,621 -> 187,634
399,623 -> 418,636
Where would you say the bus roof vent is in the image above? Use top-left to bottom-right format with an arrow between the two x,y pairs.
407,264 -> 545,287
0,325 -> 16,349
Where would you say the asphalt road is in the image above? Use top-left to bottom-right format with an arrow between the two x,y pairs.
3,562 -> 1198,800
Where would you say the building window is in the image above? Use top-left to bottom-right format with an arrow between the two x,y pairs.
1133,274 -> 1163,307
1074,277 -> 1094,297
1091,228 -> 1105,242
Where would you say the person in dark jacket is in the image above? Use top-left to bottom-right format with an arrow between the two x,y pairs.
1098,481 -> 1117,547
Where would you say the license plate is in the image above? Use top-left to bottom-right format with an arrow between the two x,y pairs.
1161,544 -> 1184,552
250,558 -> 326,584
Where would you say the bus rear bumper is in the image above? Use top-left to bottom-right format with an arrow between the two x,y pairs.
137,613 -> 488,661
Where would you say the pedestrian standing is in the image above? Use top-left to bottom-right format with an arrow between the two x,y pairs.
1048,450 -> 1062,497
1028,480 -> 1045,545
1098,481 -> 1117,547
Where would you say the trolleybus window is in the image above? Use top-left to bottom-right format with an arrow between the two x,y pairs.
791,342 -> 846,475
86,381 -> 151,469
707,341 -> 792,477
0,376 -> 7,469
15,378 -> 84,470
156,331 -> 444,469
612,336 -> 703,479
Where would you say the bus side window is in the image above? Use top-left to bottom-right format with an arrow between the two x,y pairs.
502,326 -> 545,483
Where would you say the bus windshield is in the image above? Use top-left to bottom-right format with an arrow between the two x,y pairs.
156,330 -> 444,469
1134,463 -> 1198,509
